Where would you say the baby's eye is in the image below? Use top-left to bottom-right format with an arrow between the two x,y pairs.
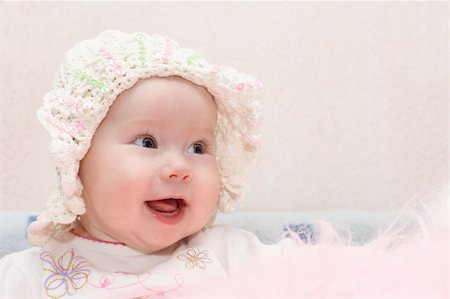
133,136 -> 157,148
187,143 -> 205,154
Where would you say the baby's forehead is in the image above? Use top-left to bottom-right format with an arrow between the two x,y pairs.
99,76 -> 217,131
122,76 -> 214,100
109,76 -> 215,112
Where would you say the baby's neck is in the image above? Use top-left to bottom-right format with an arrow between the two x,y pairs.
70,221 -> 185,255
71,221 -> 126,246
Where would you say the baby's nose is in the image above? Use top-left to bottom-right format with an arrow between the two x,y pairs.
161,157 -> 192,183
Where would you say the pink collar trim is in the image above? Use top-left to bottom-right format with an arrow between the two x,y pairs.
69,229 -> 126,246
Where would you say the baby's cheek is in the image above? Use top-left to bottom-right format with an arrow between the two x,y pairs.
199,163 -> 221,198
111,158 -> 153,193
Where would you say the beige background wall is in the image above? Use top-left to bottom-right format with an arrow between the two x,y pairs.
0,2 -> 447,212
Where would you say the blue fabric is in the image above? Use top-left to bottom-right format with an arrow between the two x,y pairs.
0,212 -> 37,257
1,210 -> 409,257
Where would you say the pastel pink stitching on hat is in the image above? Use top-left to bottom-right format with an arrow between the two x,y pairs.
44,113 -> 85,134
99,47 -> 126,76
58,97 -> 84,109
162,37 -> 173,63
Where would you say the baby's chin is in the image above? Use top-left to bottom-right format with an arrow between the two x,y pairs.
74,210 -> 217,254
127,213 -> 217,253
124,223 -> 213,254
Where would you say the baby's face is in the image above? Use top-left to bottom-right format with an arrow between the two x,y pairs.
77,76 -> 220,253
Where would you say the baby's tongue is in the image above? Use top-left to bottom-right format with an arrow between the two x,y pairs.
147,199 -> 178,213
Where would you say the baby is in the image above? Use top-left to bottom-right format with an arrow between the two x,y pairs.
1,30 -> 446,299
0,30 -> 291,298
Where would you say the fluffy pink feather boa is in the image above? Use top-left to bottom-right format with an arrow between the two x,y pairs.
177,201 -> 448,298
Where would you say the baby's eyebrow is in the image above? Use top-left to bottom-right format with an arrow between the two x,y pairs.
195,127 -> 216,138
121,119 -> 156,128
120,119 -> 215,136
185,126 -> 216,138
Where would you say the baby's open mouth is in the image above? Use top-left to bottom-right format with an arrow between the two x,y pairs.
146,198 -> 185,216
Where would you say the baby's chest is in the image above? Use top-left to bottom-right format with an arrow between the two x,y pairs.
38,246 -> 226,298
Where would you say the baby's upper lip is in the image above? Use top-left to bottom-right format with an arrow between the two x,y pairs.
148,195 -> 188,205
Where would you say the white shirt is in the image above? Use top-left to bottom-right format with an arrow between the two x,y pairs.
0,225 -> 294,298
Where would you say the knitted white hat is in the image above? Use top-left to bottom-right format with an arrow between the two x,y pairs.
28,30 -> 262,246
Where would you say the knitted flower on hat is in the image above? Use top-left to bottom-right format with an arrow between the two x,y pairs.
28,30 -> 262,246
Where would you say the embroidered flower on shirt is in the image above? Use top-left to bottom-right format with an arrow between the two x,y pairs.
40,249 -> 92,298
177,248 -> 212,270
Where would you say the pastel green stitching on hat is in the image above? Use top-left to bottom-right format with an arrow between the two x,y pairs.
73,69 -> 109,93
135,33 -> 147,68
187,53 -> 201,65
